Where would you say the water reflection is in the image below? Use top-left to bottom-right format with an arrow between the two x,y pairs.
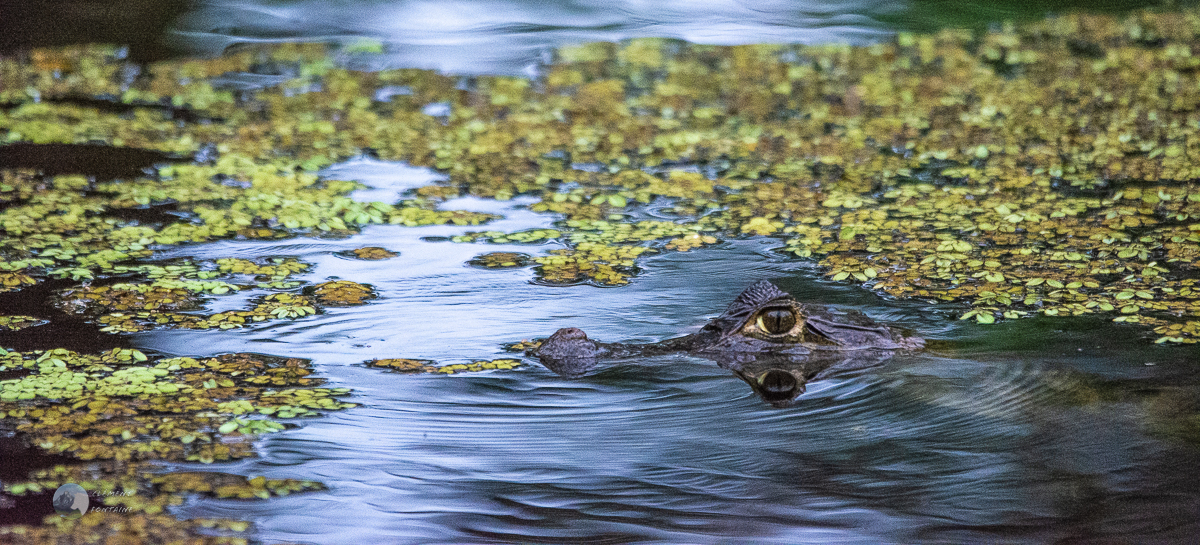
534,323 -> 905,407
725,351 -> 895,407
168,0 -> 1185,75
172,0 -> 893,74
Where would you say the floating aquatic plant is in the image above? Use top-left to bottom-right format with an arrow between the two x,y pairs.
366,357 -> 521,373
0,315 -> 42,331
0,349 -> 354,463
350,246 -> 398,260
467,251 -> 532,268
311,280 -> 376,305
0,347 -> 351,540
0,463 -> 322,543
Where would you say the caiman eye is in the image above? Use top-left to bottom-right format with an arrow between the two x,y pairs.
756,308 -> 796,335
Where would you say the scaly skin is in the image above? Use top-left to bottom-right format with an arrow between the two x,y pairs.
534,280 -> 923,405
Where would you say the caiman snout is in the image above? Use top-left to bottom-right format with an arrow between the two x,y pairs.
535,327 -> 602,377
550,327 -> 588,341
758,369 -> 804,402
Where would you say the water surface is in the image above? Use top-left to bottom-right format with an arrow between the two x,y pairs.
7,1 -> 1200,540
135,160 -> 1200,544
169,0 -> 1188,74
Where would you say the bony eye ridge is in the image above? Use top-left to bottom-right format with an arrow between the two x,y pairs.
756,308 -> 797,335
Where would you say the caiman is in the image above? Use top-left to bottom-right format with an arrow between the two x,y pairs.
534,280 -> 924,406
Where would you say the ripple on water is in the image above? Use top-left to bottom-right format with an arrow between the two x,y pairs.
133,161 -> 1200,543
326,157 -> 447,204
172,0 -> 893,76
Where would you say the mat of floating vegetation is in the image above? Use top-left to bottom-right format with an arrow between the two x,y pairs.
58,285 -> 321,332
0,316 -> 43,331
346,246 -> 399,260
5,8 -> 1198,339
1,463 -> 324,543
0,349 -> 354,541
38,257 -> 335,332
0,349 -> 355,461
367,358 -> 521,373
467,251 -> 533,269
310,280 -> 376,306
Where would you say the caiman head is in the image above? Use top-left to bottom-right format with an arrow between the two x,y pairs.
535,327 -> 601,377
700,280 -> 911,351
533,280 -> 917,387
702,280 -> 809,347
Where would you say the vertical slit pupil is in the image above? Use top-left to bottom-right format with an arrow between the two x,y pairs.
761,309 -> 796,334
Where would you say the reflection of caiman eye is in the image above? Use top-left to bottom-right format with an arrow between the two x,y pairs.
756,308 -> 796,335
758,369 -> 800,402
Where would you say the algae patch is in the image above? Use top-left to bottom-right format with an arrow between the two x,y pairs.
7,9 -> 1200,338
367,357 -> 522,373
0,348 -> 354,542
311,280 -> 376,306
468,251 -> 533,269
348,246 -> 399,260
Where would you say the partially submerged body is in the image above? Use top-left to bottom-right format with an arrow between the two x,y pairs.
534,280 -> 923,405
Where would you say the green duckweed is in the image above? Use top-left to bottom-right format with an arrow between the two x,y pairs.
467,251 -> 533,268
350,246 -> 399,259
0,315 -> 42,331
311,280 -> 376,305
367,357 -> 521,373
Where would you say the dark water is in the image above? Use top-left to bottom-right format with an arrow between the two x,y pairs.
122,159 -> 1199,544
5,1 -> 1200,542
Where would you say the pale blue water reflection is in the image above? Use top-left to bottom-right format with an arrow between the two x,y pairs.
173,0 -> 893,74
170,0 -> 1182,75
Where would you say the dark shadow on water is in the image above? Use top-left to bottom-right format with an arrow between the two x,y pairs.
0,433 -> 75,526
0,489 -> 54,527
0,433 -> 77,485
97,200 -> 189,226
949,313 -> 1200,368
879,0 -> 1197,34
0,0 -> 189,62
0,143 -> 181,180
0,278 -> 132,353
